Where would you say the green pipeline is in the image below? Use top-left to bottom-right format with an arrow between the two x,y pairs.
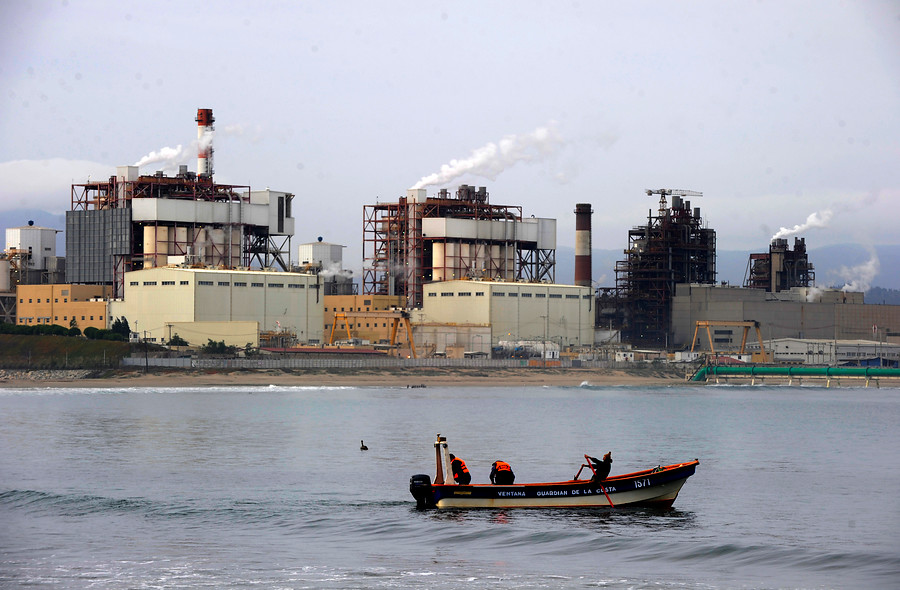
691,365 -> 900,382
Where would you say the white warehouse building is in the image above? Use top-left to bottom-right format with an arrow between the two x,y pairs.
109,266 -> 323,347
413,279 -> 594,355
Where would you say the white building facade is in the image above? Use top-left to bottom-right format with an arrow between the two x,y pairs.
109,266 -> 323,346
414,279 -> 593,355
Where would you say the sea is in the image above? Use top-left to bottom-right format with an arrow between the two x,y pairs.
0,383 -> 898,589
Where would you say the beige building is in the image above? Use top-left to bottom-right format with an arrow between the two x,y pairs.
324,294 -> 404,343
413,279 -> 593,355
108,266 -> 323,346
16,284 -> 112,330
672,284 -> 900,350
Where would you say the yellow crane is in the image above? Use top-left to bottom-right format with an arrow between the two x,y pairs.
329,310 -> 418,359
690,320 -> 768,361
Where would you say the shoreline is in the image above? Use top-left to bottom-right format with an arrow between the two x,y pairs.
0,367 -> 690,389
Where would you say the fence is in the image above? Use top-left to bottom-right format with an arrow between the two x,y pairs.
120,356 -> 629,370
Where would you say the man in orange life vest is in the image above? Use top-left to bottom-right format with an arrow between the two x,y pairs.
449,453 -> 471,485
490,460 -> 515,484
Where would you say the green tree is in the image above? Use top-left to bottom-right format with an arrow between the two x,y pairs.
201,339 -> 235,354
111,317 -> 131,339
168,334 -> 188,346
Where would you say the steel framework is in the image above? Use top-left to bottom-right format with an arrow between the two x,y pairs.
68,172 -> 294,296
363,186 -> 554,308
615,190 -> 716,347
744,237 -> 815,292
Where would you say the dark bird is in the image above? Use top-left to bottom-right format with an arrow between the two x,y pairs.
360,440 -> 368,451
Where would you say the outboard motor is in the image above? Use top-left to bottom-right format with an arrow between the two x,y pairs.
409,474 -> 433,509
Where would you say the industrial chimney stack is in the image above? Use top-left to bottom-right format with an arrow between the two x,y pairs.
195,108 -> 214,178
574,203 -> 593,287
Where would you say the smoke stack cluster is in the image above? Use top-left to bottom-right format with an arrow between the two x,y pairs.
574,203 -> 593,287
196,108 -> 214,178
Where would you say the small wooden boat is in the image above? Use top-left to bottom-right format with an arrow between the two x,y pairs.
409,434 -> 699,509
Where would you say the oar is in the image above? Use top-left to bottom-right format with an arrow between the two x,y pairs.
598,482 -> 615,508
583,454 -> 615,507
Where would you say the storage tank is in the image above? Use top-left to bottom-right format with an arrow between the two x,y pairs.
0,259 -> 10,291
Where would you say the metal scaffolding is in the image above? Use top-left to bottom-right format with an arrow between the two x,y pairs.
363,185 -> 554,308
615,189 -> 716,348
67,170 -> 293,297
744,237 -> 815,292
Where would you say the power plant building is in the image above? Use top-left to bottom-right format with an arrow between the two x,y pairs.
108,266 -> 323,347
413,280 -> 593,355
363,186 -> 556,308
66,109 -> 295,298
672,284 -> 900,350
14,284 -> 112,330
615,189 -> 716,347
297,239 -> 356,296
744,237 -> 815,292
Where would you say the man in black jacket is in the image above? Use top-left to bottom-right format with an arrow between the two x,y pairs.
589,452 -> 612,482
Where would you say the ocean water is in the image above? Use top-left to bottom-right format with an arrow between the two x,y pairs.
0,383 -> 897,589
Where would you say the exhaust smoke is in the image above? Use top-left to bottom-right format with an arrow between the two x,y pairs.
410,122 -> 563,190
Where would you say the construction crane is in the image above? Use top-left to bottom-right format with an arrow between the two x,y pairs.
690,320 -> 768,362
645,188 -> 703,214
329,310 -> 418,358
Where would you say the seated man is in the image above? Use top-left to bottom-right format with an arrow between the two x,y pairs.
449,453 -> 471,485
588,452 -> 612,483
490,460 -> 515,485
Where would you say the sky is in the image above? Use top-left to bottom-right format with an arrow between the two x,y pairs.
1,0 -> 898,281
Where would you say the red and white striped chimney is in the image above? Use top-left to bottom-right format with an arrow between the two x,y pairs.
195,108 -> 214,178
574,203 -> 593,287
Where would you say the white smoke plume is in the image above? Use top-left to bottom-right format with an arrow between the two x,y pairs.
838,252 -> 880,293
133,129 -> 215,171
319,262 -> 354,280
410,122 -> 564,190
771,209 -> 833,241
133,144 -> 188,169
805,286 -> 824,302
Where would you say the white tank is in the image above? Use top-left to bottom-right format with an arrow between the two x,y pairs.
432,243 -> 445,281
0,259 -> 10,291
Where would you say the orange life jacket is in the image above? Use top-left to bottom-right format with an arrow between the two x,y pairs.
493,461 -> 512,472
451,457 -> 469,476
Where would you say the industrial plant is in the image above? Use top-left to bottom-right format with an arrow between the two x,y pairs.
66,109 -> 295,298
3,108 -> 900,369
363,185 -> 556,309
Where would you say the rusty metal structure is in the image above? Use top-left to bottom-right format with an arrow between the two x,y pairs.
615,189 -> 716,347
363,185 -> 556,308
744,237 -> 815,292
66,109 -> 294,297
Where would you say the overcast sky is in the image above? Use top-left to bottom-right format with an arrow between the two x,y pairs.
1,0 -> 898,277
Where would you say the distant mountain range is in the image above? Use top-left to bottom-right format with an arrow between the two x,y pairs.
2,208 -> 897,291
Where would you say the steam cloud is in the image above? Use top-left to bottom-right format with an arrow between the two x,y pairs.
319,262 -> 354,280
771,209 -> 833,241
838,252 -> 880,293
133,130 -> 215,171
410,122 -> 564,190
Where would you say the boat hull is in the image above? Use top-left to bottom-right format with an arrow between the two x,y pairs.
422,460 -> 698,509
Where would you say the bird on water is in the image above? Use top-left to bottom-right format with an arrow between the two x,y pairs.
360,440 -> 368,451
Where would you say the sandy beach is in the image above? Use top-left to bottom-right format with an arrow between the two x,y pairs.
0,367 -> 690,389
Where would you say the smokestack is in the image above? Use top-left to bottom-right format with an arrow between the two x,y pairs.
574,203 -> 593,287
195,108 -> 214,178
